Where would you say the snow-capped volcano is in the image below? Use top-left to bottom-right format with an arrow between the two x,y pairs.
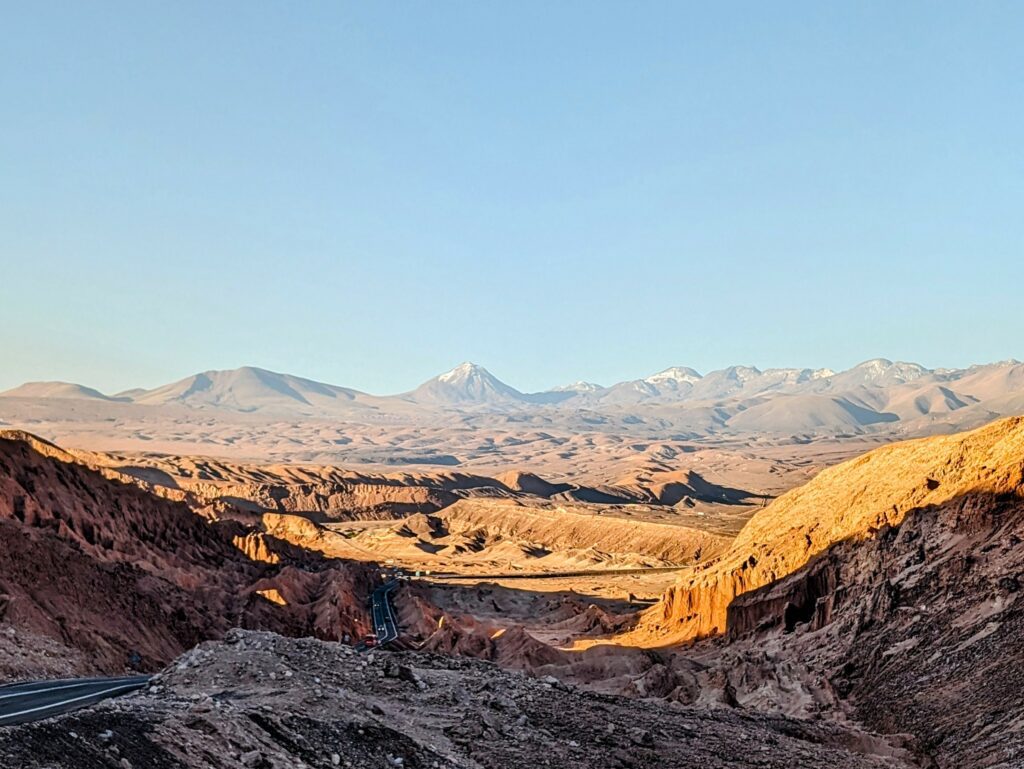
409,363 -> 527,406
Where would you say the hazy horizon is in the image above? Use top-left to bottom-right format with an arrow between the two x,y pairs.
3,3 -> 1022,394
4,355 -> 1024,399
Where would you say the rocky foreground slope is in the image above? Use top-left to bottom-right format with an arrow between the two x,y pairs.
0,631 -> 916,769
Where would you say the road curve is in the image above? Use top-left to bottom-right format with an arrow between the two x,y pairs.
0,675 -> 151,727
370,580 -> 400,645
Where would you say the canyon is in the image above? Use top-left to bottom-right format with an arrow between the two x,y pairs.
1,409 -> 1024,767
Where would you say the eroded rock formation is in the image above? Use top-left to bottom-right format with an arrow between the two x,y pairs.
0,432 -> 376,677
640,416 -> 1024,644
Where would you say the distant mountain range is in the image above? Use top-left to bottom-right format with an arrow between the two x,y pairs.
3,358 -> 1024,438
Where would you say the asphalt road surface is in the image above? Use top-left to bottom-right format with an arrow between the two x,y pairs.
3,583 -> 399,724
0,675 -> 151,727
371,579 -> 400,645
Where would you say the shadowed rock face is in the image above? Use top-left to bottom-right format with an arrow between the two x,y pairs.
724,489 -> 1024,769
0,434 -> 376,676
641,416 -> 1024,643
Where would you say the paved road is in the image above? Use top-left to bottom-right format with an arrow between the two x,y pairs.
0,674 -> 151,727
370,579 -> 400,645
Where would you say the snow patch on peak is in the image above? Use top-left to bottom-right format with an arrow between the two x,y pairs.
644,367 -> 703,385
552,381 -> 604,393
839,359 -> 931,388
437,362 -> 487,384
854,358 -> 895,373
720,365 -> 762,382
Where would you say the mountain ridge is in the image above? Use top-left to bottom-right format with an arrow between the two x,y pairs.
3,358 -> 1023,440
4,357 -> 1011,404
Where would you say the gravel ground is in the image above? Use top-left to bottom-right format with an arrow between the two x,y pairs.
0,630 -> 917,769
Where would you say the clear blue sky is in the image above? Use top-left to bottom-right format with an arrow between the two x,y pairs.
2,2 -> 1021,395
